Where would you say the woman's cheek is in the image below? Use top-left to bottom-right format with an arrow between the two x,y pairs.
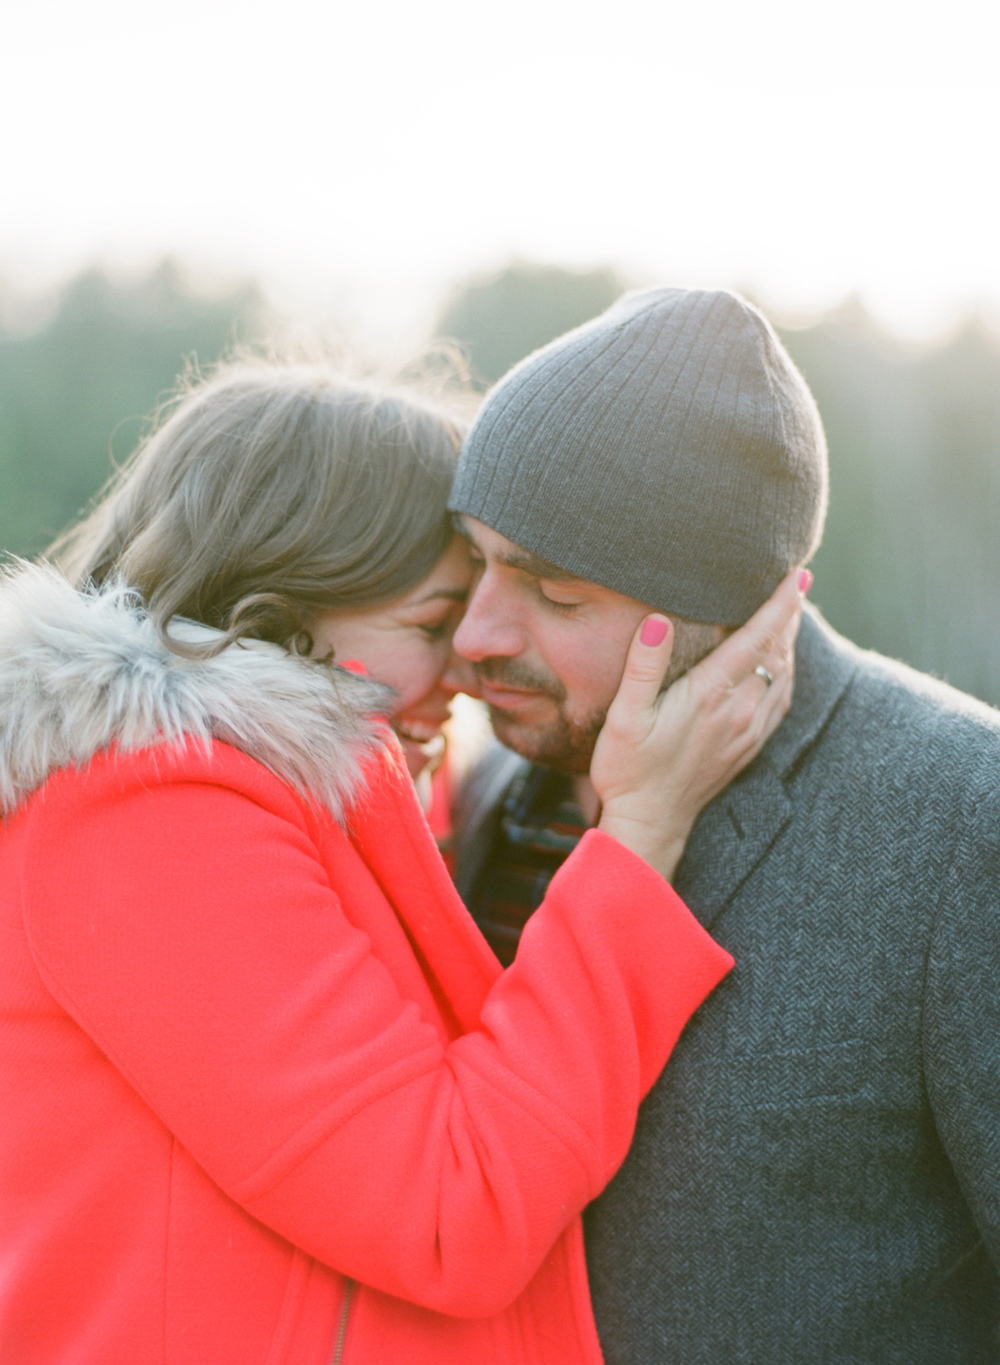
388,642 -> 435,713
414,652 -> 448,708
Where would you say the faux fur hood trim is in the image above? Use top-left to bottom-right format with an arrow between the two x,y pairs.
0,561 -> 392,821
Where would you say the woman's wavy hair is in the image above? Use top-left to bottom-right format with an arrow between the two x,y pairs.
49,358 -> 465,658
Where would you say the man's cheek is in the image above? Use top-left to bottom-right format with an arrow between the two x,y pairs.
563,670 -> 620,723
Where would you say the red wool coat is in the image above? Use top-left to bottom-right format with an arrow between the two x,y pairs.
0,567 -> 733,1365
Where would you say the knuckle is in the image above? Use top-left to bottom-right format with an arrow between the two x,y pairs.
734,698 -> 758,732
602,710 -> 639,743
625,661 -> 663,686
693,682 -> 722,714
694,671 -> 728,706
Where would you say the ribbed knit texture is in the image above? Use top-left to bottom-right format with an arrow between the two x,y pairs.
450,287 -> 828,625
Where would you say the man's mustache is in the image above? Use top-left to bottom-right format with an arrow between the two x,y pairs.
473,656 -> 567,702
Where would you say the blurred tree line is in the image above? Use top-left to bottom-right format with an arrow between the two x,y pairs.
0,261 -> 271,559
2,259 -> 999,704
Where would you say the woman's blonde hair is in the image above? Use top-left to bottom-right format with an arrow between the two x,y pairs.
50,360 -> 463,657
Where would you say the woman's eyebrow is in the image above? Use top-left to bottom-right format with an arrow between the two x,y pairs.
406,588 -> 469,606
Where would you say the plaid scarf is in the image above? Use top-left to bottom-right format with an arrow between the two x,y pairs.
470,764 -> 586,967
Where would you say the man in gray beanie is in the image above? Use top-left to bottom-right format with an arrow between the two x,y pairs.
448,287 -> 1000,1363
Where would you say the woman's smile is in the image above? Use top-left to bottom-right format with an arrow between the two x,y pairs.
310,537 -> 478,776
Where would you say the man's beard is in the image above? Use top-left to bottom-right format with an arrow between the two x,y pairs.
492,699 -> 607,775
475,657 -> 606,775
474,618 -> 728,775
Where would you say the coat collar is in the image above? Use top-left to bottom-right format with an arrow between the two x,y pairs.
0,561 -> 500,1029
673,608 -> 858,928
348,750 -> 503,1032
0,562 -> 390,821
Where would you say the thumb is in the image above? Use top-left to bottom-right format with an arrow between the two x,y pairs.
605,615 -> 675,732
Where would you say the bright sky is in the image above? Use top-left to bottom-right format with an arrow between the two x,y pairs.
1,0 -> 998,338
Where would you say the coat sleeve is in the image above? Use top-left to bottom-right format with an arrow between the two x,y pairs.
922,768 -> 1000,1271
20,757 -> 732,1319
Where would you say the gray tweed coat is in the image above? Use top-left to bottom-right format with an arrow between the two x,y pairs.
454,609 -> 1000,1364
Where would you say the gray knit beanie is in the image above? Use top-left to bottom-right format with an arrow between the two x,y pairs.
449,287 -> 828,626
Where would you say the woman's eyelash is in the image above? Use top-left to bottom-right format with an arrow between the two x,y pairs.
419,621 -> 450,640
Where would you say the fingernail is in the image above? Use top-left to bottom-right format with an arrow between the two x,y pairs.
640,617 -> 669,647
798,569 -> 813,595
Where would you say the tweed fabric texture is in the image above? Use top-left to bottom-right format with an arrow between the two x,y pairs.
454,610 -> 1000,1363
449,287 -> 828,625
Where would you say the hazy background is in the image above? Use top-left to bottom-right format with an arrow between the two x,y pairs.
2,0 -> 999,699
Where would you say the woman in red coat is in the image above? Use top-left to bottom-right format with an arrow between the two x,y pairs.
0,363 -> 802,1364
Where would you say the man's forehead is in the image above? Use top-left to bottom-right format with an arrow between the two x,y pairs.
455,516 -> 583,584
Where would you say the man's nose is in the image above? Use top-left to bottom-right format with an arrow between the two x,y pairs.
452,578 -> 525,662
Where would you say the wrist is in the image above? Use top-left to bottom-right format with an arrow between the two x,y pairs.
596,809 -> 691,882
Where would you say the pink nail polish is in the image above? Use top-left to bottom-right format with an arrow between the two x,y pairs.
798,569 -> 813,595
640,618 -> 669,647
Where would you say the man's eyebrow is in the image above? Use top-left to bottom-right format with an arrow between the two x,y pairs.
499,549 -> 583,583
451,517 -> 582,583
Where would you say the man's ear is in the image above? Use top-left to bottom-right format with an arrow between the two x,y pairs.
658,618 -> 730,691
